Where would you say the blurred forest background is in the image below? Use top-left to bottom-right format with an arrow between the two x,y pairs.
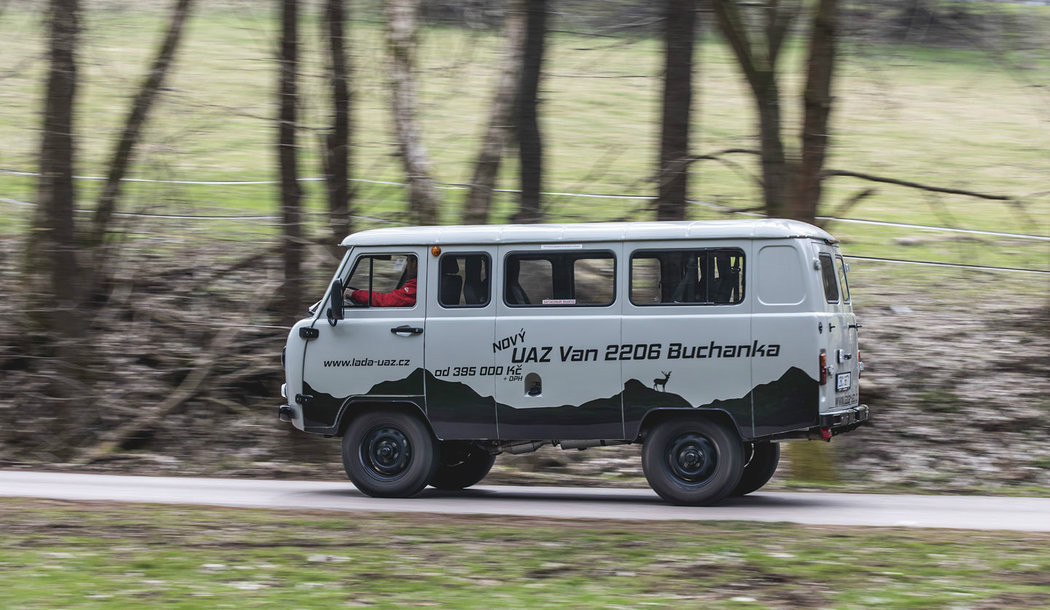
1,0 -> 1047,491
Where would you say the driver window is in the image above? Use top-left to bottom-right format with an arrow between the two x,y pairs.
344,254 -> 418,308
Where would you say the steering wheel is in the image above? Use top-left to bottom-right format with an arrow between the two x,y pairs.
345,286 -> 365,306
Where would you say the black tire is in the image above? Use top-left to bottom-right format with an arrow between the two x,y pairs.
642,416 -> 744,506
429,441 -> 496,490
342,410 -> 438,498
731,442 -> 780,497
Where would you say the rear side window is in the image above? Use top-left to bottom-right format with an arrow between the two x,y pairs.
835,255 -> 851,303
630,249 -> 744,305
504,251 -> 615,307
819,253 -> 839,303
438,253 -> 490,307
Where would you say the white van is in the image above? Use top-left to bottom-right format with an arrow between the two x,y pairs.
279,220 -> 867,505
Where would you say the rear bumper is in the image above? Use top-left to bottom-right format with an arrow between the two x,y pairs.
278,404 -> 297,423
819,404 -> 869,432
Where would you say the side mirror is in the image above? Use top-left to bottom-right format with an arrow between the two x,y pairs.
326,278 -> 344,327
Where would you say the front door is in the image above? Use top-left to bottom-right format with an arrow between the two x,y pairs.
299,247 -> 428,432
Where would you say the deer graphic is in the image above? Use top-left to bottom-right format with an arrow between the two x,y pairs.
653,371 -> 671,392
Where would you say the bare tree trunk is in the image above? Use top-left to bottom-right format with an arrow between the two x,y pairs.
26,0 -> 81,339
656,0 -> 697,221
463,0 -> 526,225
89,0 -> 194,261
385,0 -> 440,225
322,0 -> 352,252
711,0 -> 799,218
278,0 -> 303,324
512,0 -> 546,224
755,78 -> 790,218
791,0 -> 838,223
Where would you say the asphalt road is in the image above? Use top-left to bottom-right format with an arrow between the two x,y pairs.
2,470 -> 1048,531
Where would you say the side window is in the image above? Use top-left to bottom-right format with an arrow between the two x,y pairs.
631,250 -> 705,304
574,256 -> 615,305
630,248 -> 744,305
710,250 -> 745,304
344,254 -> 418,308
504,252 -> 615,307
439,253 -> 490,307
835,255 -> 851,303
516,258 -> 554,304
819,253 -> 839,303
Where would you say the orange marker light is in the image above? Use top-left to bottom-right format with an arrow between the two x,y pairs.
431,246 -> 441,257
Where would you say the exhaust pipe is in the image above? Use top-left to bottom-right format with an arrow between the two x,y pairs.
557,440 -> 627,451
501,441 -> 549,455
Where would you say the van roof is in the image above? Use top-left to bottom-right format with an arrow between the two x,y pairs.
340,219 -> 835,247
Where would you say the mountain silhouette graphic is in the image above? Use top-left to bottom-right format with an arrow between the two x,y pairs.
299,366 -> 817,440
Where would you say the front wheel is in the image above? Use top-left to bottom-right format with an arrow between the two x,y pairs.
642,416 -> 744,506
342,410 -> 438,498
731,442 -> 781,497
429,441 -> 496,490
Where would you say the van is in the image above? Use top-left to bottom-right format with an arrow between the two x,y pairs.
279,220 -> 867,505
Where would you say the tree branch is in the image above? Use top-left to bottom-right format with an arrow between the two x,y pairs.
816,187 -> 877,227
822,169 -> 1013,201
767,0 -> 801,64
711,0 -> 763,92
90,0 -> 195,250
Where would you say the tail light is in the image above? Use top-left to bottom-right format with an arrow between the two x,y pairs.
819,350 -> 827,385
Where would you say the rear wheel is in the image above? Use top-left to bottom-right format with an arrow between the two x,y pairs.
642,416 -> 744,506
342,410 -> 438,498
731,442 -> 780,496
429,441 -> 496,490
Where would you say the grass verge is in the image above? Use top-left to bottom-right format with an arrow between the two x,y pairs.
1,498 -> 1049,607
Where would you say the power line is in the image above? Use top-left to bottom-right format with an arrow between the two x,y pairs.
0,197 -> 407,225
4,197 -> 1045,274
4,168 -> 1047,241
818,216 -> 1050,242
4,171 -> 1045,244
843,255 -> 1050,275
1,169 -> 282,186
1,197 -> 277,220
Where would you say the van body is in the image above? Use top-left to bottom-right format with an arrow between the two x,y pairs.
280,220 -> 867,505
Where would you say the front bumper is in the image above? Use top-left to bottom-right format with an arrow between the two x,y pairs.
819,404 -> 869,431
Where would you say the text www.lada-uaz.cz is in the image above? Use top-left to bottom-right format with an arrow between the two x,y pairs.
323,358 -> 411,367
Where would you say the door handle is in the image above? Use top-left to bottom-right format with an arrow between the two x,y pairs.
390,325 -> 423,336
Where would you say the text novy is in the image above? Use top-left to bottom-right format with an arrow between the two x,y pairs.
493,329 -> 527,353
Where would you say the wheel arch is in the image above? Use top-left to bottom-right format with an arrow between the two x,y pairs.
335,397 -> 431,437
636,408 -> 746,443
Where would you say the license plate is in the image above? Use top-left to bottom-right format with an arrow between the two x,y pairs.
836,372 -> 851,392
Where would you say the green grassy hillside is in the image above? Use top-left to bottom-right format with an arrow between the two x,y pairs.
1,4 -> 1047,272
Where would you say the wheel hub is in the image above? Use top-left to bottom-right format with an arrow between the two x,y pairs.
363,426 -> 411,478
667,433 -> 717,484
